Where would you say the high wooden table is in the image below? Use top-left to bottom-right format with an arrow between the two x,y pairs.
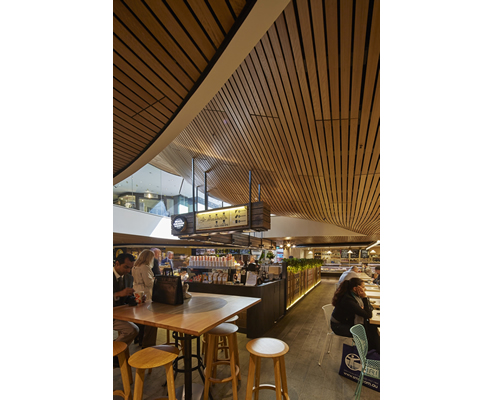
113,292 -> 261,400
370,310 -> 380,325
366,289 -> 380,299
365,283 -> 379,289
356,273 -> 373,282
369,298 -> 380,309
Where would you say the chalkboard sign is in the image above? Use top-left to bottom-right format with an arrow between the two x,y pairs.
341,249 -> 359,258
349,249 -> 359,258
361,250 -> 369,259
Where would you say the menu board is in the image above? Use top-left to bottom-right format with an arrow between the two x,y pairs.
195,206 -> 248,231
245,272 -> 258,286
360,250 -> 369,259
341,249 -> 359,258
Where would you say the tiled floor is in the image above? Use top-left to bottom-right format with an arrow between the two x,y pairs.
113,278 -> 380,399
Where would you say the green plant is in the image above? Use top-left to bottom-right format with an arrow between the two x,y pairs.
286,258 -> 322,274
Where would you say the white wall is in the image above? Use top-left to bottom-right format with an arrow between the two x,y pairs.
264,216 -> 363,238
113,205 -> 177,240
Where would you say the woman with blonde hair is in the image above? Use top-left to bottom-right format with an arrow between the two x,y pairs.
132,249 -> 155,299
132,249 -> 157,348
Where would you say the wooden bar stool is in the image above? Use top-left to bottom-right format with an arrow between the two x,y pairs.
128,345 -> 179,400
245,338 -> 290,400
148,332 -> 182,377
203,323 -> 240,400
226,315 -> 239,324
113,341 -> 133,400
116,330 -> 133,384
202,315 -> 239,359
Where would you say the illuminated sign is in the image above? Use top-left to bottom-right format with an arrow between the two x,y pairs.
195,206 -> 248,231
172,216 -> 188,232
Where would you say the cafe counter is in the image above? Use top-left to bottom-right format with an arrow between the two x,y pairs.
188,279 -> 285,338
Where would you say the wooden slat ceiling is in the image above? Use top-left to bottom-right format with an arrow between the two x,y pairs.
114,0 -> 380,247
113,0 -> 251,177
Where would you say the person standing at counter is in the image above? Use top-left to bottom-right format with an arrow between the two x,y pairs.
246,255 -> 258,271
162,251 -> 174,268
150,247 -> 162,276
331,277 -> 379,352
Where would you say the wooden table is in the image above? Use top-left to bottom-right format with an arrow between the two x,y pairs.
365,289 -> 380,299
369,298 -> 380,309
356,273 -> 373,281
113,292 -> 261,400
365,284 -> 379,289
370,310 -> 380,325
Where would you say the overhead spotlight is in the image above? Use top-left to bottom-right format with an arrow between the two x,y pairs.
292,244 -> 296,248
287,243 -> 291,247
280,244 -> 283,248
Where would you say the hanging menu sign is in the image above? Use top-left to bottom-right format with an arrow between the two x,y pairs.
195,206 -> 248,231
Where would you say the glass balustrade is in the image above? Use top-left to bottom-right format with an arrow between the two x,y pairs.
113,164 -> 230,217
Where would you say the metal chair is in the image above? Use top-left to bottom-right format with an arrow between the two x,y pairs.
349,324 -> 380,400
318,304 -> 353,366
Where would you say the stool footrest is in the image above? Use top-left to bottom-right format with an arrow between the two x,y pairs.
112,389 -> 127,399
253,384 -> 290,399
205,362 -> 239,383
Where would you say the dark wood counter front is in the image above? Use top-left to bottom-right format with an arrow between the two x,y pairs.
187,280 -> 285,338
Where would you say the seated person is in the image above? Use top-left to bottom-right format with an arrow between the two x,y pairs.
331,277 -> 379,352
336,266 -> 360,288
113,253 -> 139,365
132,250 -> 158,348
362,263 -> 372,277
373,266 -> 380,285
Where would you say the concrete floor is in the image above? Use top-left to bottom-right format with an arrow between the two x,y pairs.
113,278 -> 380,400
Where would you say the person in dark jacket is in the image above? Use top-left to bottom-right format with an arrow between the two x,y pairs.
150,247 -> 162,276
113,253 -> 139,344
331,277 -> 379,352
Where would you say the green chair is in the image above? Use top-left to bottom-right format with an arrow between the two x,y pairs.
318,304 -> 353,366
349,324 -> 380,400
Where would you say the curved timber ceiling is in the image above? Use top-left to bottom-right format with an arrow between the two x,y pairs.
113,0 -> 380,246
113,0 -> 290,180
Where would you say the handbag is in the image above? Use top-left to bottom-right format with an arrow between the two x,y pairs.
338,343 -> 380,392
152,275 -> 184,305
